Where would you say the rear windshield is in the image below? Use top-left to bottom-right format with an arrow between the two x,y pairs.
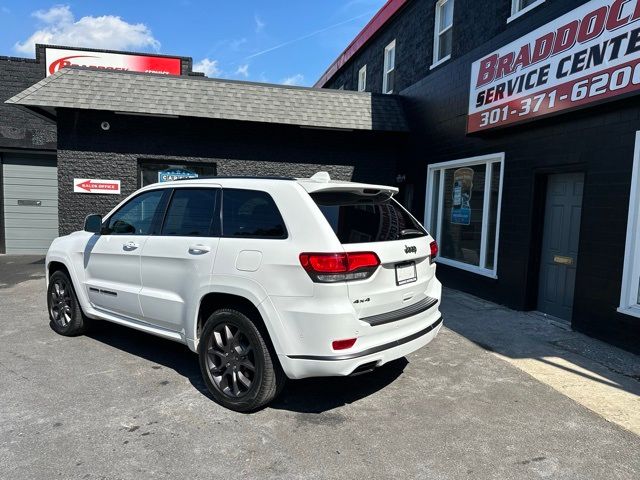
311,191 -> 426,244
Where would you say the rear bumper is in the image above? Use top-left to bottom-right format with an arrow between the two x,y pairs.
278,314 -> 443,379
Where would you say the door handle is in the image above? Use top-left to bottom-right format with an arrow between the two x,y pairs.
553,255 -> 574,265
123,241 -> 139,251
189,244 -> 211,255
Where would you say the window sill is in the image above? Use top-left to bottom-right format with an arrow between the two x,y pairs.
435,257 -> 498,279
617,305 -> 640,319
507,0 -> 545,24
430,55 -> 451,70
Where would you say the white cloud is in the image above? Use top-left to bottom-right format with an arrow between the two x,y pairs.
193,58 -> 221,77
33,4 -> 73,24
254,14 -> 266,33
281,74 -> 305,86
235,64 -> 249,78
14,5 -> 160,55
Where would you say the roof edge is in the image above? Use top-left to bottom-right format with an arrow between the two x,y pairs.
314,0 -> 410,88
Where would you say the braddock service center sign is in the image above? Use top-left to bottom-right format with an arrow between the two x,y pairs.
468,0 -> 640,133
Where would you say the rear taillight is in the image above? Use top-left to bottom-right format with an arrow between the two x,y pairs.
430,241 -> 438,265
299,252 -> 380,283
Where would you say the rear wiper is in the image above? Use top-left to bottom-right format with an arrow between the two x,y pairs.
400,228 -> 425,237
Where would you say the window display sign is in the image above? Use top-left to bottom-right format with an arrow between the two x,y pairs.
451,167 -> 473,225
468,0 -> 640,133
158,169 -> 199,183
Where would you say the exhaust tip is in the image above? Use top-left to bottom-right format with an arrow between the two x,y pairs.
349,361 -> 378,376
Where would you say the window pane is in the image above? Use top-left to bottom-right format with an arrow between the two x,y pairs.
358,67 -> 366,91
161,189 -> 218,237
140,161 -> 217,187
311,192 -> 425,244
223,189 -> 287,239
440,0 -> 454,30
439,29 -> 452,60
386,45 -> 395,71
485,163 -> 502,270
440,164 -> 486,267
107,190 -> 164,235
429,170 -> 441,240
385,69 -> 395,93
521,0 -> 538,10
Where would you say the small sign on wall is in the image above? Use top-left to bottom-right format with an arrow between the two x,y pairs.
74,178 -> 121,195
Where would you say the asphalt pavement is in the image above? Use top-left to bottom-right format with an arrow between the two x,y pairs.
0,275 -> 639,479
0,255 -> 45,288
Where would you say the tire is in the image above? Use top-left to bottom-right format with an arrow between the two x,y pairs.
47,270 -> 88,337
198,308 -> 285,412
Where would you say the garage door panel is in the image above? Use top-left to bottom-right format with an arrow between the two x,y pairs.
6,229 -> 59,241
4,177 -> 58,187
5,217 -> 61,229
4,188 -> 59,200
3,167 -> 57,179
4,205 -> 58,215
3,154 -> 58,254
5,238 -> 60,252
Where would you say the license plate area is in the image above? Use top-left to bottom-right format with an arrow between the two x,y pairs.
395,261 -> 417,286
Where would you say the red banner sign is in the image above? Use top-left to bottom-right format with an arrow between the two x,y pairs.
468,0 -> 640,133
45,47 -> 181,77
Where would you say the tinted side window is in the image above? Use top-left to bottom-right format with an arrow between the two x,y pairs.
105,190 -> 165,235
161,188 -> 219,237
222,189 -> 287,239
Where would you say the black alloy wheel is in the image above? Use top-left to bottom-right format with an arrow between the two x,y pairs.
205,322 -> 256,398
198,308 -> 285,412
47,270 -> 88,336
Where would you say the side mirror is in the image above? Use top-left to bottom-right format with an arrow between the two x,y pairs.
84,214 -> 103,234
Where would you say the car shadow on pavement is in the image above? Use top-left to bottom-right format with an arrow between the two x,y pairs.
271,358 -> 408,414
86,320 -> 209,392
86,320 -> 408,413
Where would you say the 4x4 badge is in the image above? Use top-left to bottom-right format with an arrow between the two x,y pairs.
405,245 -> 417,254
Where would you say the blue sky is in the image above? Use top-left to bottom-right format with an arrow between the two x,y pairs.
0,1 -> 386,86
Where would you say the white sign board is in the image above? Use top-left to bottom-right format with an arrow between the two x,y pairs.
469,0 -> 640,132
74,178 -> 121,195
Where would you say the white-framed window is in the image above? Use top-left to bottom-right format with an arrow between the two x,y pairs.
508,0 -> 545,23
358,65 -> 367,92
425,153 -> 505,278
432,0 -> 454,68
382,40 -> 396,94
619,132 -> 640,317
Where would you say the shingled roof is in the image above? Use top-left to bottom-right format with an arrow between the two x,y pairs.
5,68 -> 408,132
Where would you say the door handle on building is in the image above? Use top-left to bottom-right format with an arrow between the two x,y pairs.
123,241 -> 139,251
189,244 -> 211,255
553,255 -> 574,265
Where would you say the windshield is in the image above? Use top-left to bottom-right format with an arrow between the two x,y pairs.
310,191 -> 426,244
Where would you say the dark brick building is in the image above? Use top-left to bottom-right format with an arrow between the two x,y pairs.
0,44 -> 194,254
319,0 -> 640,353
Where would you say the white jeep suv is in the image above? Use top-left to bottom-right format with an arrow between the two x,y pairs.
45,173 -> 442,411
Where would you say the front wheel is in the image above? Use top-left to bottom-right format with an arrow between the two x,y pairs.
198,308 -> 285,412
47,270 -> 88,336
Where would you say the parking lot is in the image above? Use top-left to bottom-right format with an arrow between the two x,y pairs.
1,261 -> 639,479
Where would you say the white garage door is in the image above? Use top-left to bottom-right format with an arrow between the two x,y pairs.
2,154 -> 58,254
